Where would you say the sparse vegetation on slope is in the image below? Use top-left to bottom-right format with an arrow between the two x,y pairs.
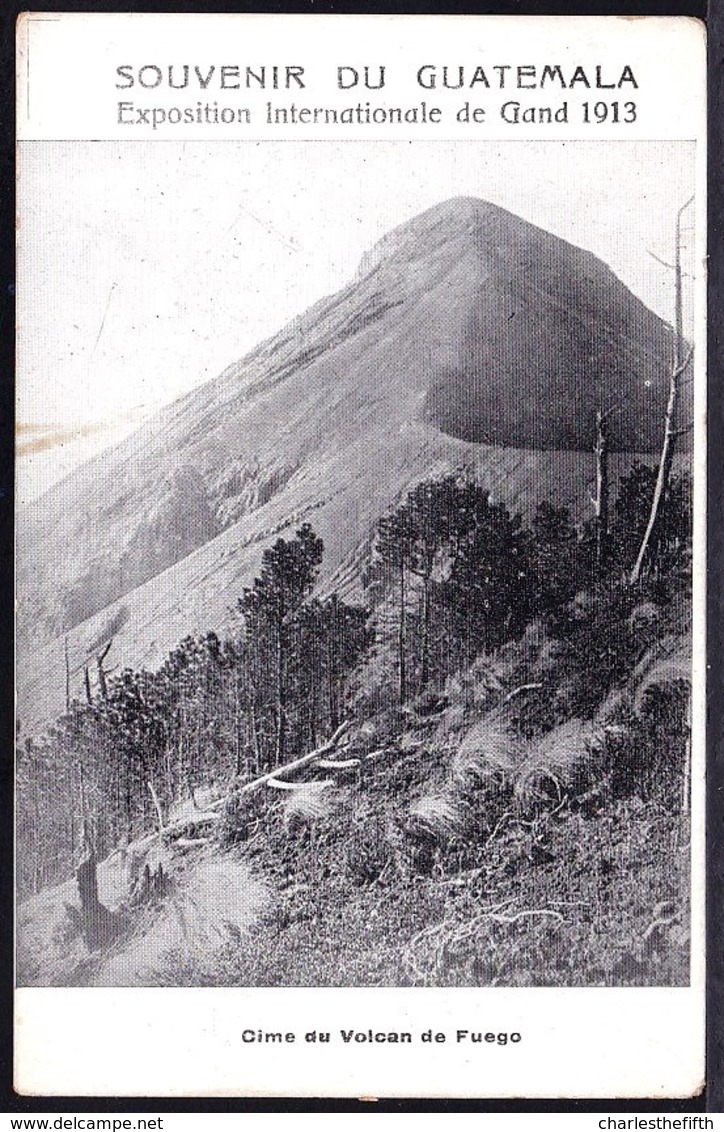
17,458 -> 693,988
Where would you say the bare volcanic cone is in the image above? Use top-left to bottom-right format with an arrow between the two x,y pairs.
361,198 -> 678,451
18,198 -> 683,725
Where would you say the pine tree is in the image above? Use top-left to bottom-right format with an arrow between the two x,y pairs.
529,501 -> 584,624
439,491 -> 532,657
238,524 -> 324,766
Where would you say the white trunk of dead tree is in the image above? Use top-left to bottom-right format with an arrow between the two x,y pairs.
629,346 -> 693,585
204,719 -> 352,812
264,777 -> 298,791
630,196 -> 694,586
682,693 -> 692,814
593,408 -> 610,577
147,780 -> 165,832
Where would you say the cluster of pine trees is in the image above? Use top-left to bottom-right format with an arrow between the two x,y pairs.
16,462 -> 691,899
366,464 -> 691,709
16,523 -> 372,896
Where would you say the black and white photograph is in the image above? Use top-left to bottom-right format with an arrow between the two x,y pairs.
16,136 -> 700,992
12,14 -> 710,1098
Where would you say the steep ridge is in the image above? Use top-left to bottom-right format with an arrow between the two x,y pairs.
17,197 -> 683,727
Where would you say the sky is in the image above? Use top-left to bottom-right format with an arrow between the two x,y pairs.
17,139 -> 697,502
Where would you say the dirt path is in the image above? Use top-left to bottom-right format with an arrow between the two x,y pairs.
17,851 -> 270,988
93,855 -> 270,986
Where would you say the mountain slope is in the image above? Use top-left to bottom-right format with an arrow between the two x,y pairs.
17,197 -> 684,727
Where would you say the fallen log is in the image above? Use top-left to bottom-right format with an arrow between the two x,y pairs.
123,721 -> 353,858
208,720 -> 352,806
316,757 -> 361,770
161,811 -> 220,839
241,719 -> 352,795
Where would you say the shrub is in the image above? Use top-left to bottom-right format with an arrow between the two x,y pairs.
444,653 -> 512,714
216,788 -> 272,848
344,815 -> 393,885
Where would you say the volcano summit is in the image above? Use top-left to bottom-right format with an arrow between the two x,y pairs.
17,196 -> 683,725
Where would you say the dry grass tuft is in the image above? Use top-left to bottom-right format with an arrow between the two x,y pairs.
514,718 -> 610,811
629,634 -> 690,692
594,689 -> 632,728
451,721 -> 524,796
282,781 -> 346,827
627,601 -> 661,636
632,657 -> 691,717
408,791 -> 472,841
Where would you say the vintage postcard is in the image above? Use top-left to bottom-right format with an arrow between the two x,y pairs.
15,13 -> 706,1098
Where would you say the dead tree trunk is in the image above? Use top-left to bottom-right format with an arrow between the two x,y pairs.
682,693 -> 692,814
64,635 -> 71,712
185,767 -> 201,811
593,409 -> 610,577
76,847 -> 119,950
274,617 -> 286,767
147,780 -> 164,832
96,639 -> 113,701
630,197 -> 694,586
96,658 -> 108,700
129,860 -> 170,906
398,559 -> 407,707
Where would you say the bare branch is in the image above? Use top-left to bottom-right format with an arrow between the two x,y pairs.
147,780 -> 165,832
317,757 -> 362,770
671,344 -> 694,380
503,682 -> 543,703
647,248 -> 676,271
647,248 -> 692,278
599,398 -> 625,422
